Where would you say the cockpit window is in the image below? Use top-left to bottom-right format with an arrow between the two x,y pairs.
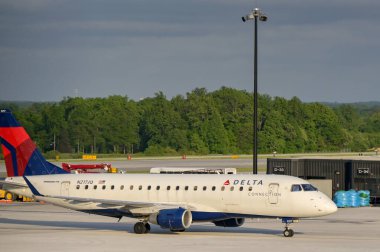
291,184 -> 302,192
301,184 -> 318,191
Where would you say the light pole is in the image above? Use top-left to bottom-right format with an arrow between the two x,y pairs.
242,8 -> 267,174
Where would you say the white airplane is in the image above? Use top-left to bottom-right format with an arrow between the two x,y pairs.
0,109 -> 337,237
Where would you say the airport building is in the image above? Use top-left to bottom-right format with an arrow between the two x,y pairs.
267,157 -> 380,204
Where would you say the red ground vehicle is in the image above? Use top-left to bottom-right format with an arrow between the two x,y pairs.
61,163 -> 115,173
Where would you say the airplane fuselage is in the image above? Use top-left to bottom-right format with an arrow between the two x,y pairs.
22,173 -> 337,221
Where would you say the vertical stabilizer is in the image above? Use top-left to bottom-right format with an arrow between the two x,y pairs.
0,109 -> 68,176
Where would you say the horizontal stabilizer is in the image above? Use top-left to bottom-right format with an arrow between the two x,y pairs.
0,179 -> 28,189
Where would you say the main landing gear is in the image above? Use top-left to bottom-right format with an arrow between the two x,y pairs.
133,221 -> 151,234
282,218 -> 297,237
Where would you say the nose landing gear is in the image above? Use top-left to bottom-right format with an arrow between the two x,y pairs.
282,217 -> 298,237
283,227 -> 294,237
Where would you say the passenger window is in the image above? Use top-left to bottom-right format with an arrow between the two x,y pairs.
212,186 -> 216,191
139,185 -> 142,190
120,185 -> 124,190
221,186 -> 225,191
111,185 -> 115,190
194,186 -> 198,191
291,184 -> 302,192
167,186 -> 171,190
185,186 -> 189,191
176,186 -> 180,191
156,185 -> 160,190
130,185 -> 134,190
94,185 -> 97,190
230,186 -> 234,191
76,185 -> 80,190
147,185 -> 151,190
102,185 -> 106,190
239,186 -> 243,191
85,185 -> 88,190
248,186 -> 252,191
203,186 -> 207,191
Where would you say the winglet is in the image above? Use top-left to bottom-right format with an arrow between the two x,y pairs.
23,176 -> 44,197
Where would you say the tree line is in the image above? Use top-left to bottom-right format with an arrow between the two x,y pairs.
1,87 -> 380,156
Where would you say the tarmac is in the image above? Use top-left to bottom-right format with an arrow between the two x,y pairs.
0,202 -> 379,252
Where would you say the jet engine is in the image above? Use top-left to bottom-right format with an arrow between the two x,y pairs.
213,218 -> 245,227
149,208 -> 192,231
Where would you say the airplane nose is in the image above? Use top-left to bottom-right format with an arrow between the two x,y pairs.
325,200 -> 338,214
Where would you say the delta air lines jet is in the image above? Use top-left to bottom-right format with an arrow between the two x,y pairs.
0,109 -> 337,237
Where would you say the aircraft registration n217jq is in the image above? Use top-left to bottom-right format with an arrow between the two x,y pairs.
0,109 -> 337,237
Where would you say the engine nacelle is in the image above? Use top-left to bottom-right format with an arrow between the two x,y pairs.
149,208 -> 192,231
213,218 -> 245,227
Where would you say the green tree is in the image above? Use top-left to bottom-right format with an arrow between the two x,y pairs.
212,87 -> 253,153
139,92 -> 187,153
185,88 -> 230,154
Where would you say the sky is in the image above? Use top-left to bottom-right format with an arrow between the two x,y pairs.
0,0 -> 379,103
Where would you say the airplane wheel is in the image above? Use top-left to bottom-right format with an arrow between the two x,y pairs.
5,192 -> 16,201
134,222 -> 147,234
283,229 -> 294,237
144,223 -> 151,233
289,229 -> 294,237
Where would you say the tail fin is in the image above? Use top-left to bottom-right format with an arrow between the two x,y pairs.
0,109 -> 69,176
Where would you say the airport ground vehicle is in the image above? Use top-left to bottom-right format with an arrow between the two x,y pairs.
0,188 -> 16,200
0,188 -> 32,201
62,163 -> 117,173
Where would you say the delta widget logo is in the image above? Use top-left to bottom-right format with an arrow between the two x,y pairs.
223,179 -> 263,186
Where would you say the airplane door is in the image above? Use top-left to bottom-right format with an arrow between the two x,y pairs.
60,181 -> 70,197
268,183 -> 279,204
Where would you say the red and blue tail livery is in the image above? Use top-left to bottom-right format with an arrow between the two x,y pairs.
0,109 -> 68,176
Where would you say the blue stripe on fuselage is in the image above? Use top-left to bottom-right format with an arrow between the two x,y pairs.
23,176 -> 43,196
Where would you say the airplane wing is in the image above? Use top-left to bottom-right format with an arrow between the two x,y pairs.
41,194 -> 195,215
46,195 -> 189,208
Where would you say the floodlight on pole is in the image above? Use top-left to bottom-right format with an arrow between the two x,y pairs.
242,8 -> 267,174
